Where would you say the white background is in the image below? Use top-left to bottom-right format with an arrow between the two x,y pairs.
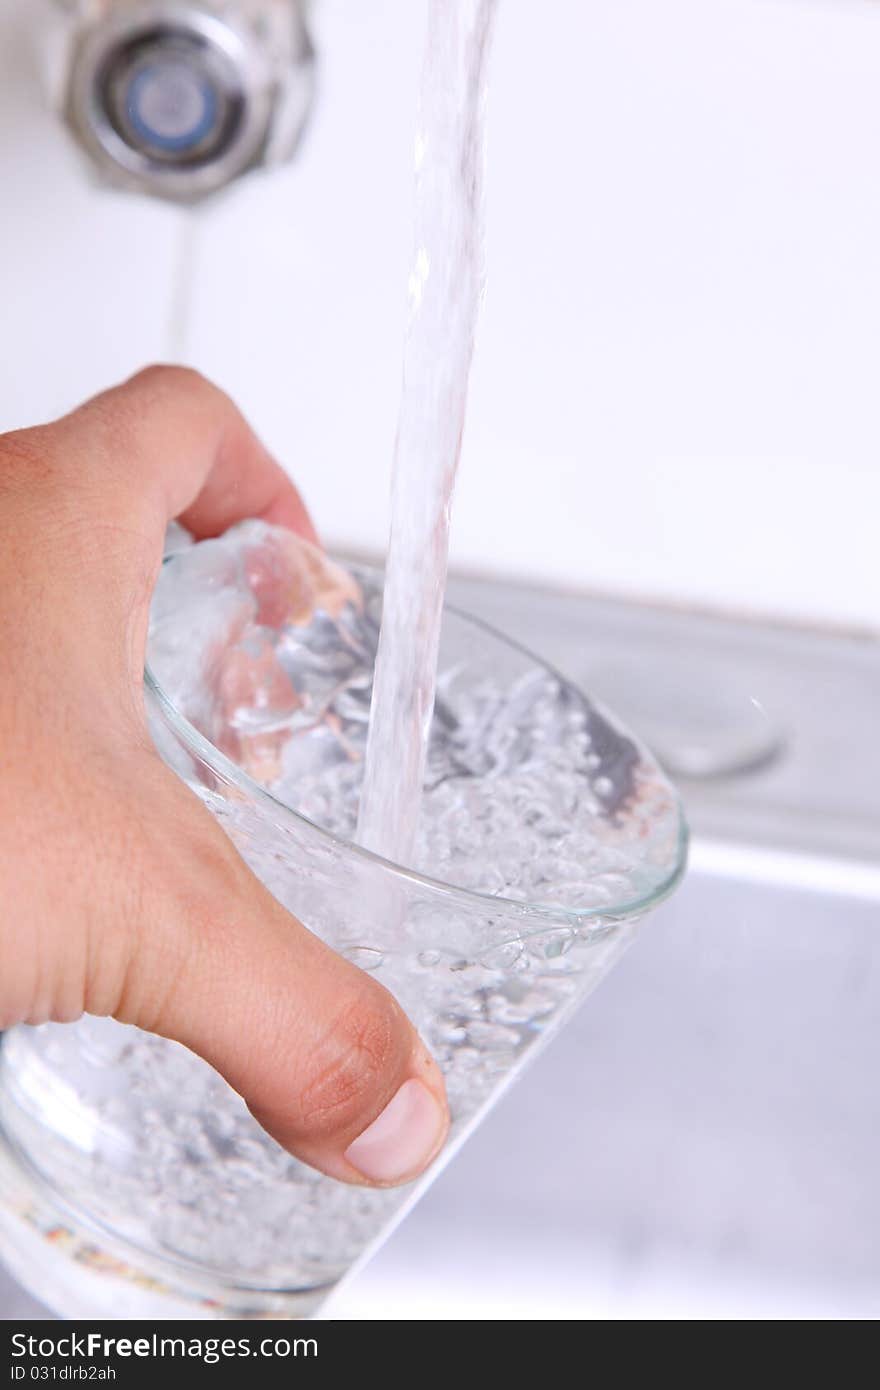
1,0 -> 877,629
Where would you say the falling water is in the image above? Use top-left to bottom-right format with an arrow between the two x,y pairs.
356,0 -> 497,863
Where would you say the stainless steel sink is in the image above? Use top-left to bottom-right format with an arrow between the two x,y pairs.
332,580 -> 880,1319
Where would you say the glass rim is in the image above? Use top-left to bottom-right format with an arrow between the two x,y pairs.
144,575 -> 689,926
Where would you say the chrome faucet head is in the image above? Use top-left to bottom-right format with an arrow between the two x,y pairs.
56,0 -> 314,202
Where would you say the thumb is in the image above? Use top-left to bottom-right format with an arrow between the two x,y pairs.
116,762 -> 450,1189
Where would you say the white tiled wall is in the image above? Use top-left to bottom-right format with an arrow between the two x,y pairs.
1,0 -> 877,629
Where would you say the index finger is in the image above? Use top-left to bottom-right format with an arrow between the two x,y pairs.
59,364 -> 318,545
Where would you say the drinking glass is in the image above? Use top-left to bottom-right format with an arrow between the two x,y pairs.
0,542 -> 686,1319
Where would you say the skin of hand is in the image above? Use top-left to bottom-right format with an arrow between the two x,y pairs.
0,365 -> 449,1188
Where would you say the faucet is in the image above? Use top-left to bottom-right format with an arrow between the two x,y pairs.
53,0 -> 315,201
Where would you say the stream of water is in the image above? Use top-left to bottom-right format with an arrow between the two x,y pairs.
355,0 -> 497,864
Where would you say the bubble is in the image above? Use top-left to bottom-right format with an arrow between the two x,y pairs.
479,940 -> 524,971
465,1021 -> 522,1053
526,927 -> 574,960
341,946 -> 385,972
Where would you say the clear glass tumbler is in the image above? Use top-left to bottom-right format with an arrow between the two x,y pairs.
0,545 -> 686,1319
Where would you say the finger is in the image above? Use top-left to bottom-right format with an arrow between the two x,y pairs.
117,763 -> 450,1188
57,364 -> 318,544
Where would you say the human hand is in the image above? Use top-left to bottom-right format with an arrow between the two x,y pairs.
0,366 -> 449,1187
